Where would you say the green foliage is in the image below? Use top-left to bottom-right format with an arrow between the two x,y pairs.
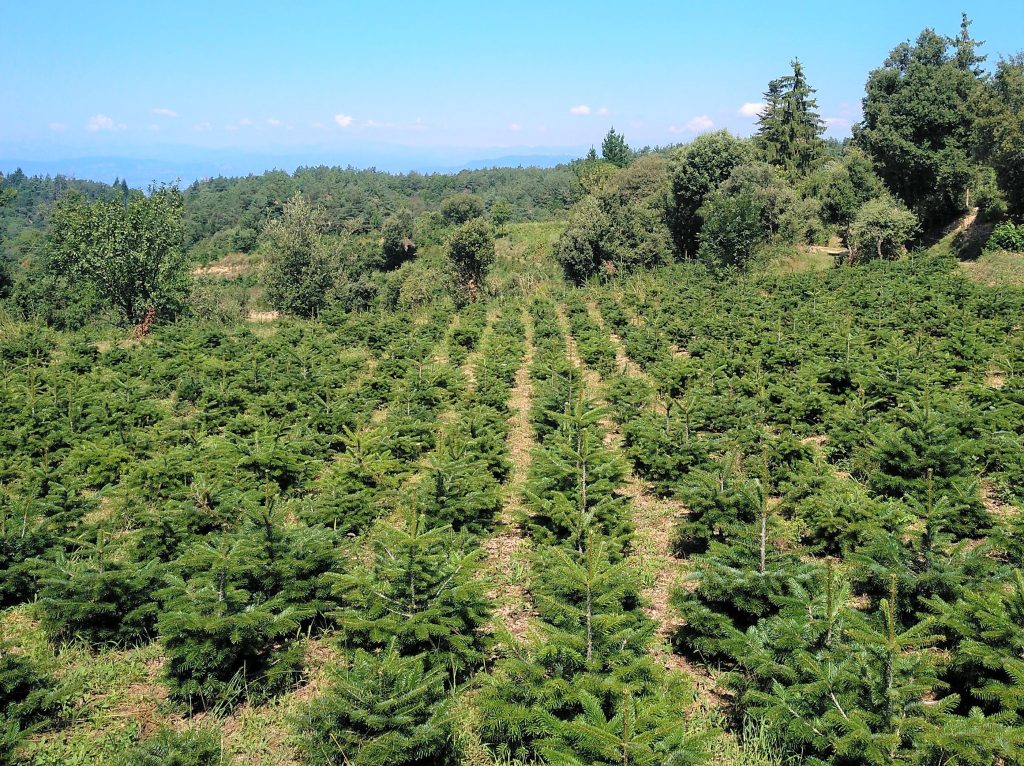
665,130 -> 753,258
696,186 -> 765,271
985,221 -> 1024,252
48,183 -> 188,324
332,511 -> 490,679
755,59 -> 826,176
489,196 -> 514,230
380,208 -> 416,270
525,400 -> 633,554
119,725 -> 232,766
296,642 -> 450,766
158,534 -> 306,711
305,425 -> 399,533
601,127 -> 632,168
37,532 -> 162,647
542,684 -> 709,766
848,195 -> 919,261
978,54 -> 1024,218
439,192 -> 485,226
556,155 -> 673,283
417,441 -> 503,534
444,217 -> 495,305
856,19 -> 986,226
260,193 -> 339,317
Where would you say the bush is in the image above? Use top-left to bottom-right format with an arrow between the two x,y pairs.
849,195 -> 918,262
985,221 -> 1024,253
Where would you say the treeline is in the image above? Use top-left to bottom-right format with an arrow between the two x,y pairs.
0,162 -> 569,329
182,163 -> 582,258
556,15 -> 1024,282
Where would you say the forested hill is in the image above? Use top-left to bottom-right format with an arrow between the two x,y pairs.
180,163 -> 583,250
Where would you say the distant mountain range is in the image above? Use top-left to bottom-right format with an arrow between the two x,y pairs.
0,151 -> 579,189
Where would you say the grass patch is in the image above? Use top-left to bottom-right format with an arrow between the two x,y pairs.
766,246 -> 838,275
959,249 -> 1024,288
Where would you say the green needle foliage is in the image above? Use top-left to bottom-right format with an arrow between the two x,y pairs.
416,440 -> 503,535
119,725 -> 233,766
542,685 -> 709,766
332,510 -> 490,680
305,425 -> 400,533
158,534 -> 306,711
37,531 -> 162,647
525,399 -> 633,554
296,642 -> 450,766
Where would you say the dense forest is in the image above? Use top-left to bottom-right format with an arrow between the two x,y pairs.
1,14 -> 1024,766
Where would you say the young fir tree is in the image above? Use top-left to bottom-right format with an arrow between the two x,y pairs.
120,725 -> 234,766
479,536 -> 693,764
525,400 -> 633,555
674,452 -> 758,554
542,682 -> 710,766
927,570 -> 1024,726
304,425 -> 400,533
851,476 -> 998,624
37,530 -> 162,647
0,633 -> 62,763
232,501 -> 342,627
755,59 -> 826,176
332,510 -> 490,679
672,480 -> 813,660
0,498 -> 51,607
296,642 -> 450,766
726,566 -> 1020,765
416,439 -> 503,535
158,534 -> 306,711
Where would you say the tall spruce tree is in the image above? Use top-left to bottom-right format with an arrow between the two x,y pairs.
755,59 -> 826,176
601,128 -> 632,168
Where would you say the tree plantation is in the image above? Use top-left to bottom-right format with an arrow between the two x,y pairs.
2,14 -> 1024,766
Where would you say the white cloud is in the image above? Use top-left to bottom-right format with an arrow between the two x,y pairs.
508,122 -> 522,132
738,102 -> 766,117
152,107 -> 178,117
311,120 -> 326,129
192,121 -> 212,132
48,122 -> 66,132
86,114 -> 119,131
238,117 -> 253,126
685,115 -> 714,132
334,113 -> 354,128
570,104 -> 591,116
266,118 -> 283,127
596,106 -> 609,116
823,116 -> 851,129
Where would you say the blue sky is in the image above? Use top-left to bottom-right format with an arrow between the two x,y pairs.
2,0 -> 1023,180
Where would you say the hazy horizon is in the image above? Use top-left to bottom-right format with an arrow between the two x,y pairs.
4,0 -> 1023,187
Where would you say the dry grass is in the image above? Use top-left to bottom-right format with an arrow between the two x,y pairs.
479,306 -> 538,644
191,253 -> 256,280
246,310 -> 280,323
